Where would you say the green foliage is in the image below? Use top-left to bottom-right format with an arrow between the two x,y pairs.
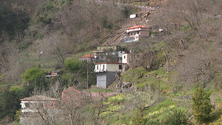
210,115 -> 222,125
33,76 -> 49,89
130,104 -> 188,125
63,60 -> 96,88
102,15 -> 113,29
192,87 -> 213,123
90,88 -> 115,93
180,25 -> 191,31
14,110 -> 21,123
121,5 -> 137,18
0,84 -> 33,120
0,90 -> 20,119
154,98 -> 174,111
65,59 -> 80,71
0,3 -> 30,37
36,14 -> 52,24
165,109 -> 189,125
10,86 -> 22,92
132,111 -> 147,125
60,73 -> 77,87
78,61 -> 96,87
209,109 -> 222,124
46,2 -> 54,11
21,67 -> 45,82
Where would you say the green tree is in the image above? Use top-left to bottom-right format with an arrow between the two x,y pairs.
0,3 -> 30,37
0,85 -> 33,120
21,67 -> 45,82
78,61 -> 96,87
192,87 -> 213,123
65,59 -> 80,71
0,89 -> 21,119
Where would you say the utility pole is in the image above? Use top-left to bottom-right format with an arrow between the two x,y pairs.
156,76 -> 160,100
87,63 -> 88,89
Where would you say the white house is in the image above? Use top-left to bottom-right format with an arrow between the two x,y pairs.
124,25 -> 150,43
20,95 -> 58,113
94,62 -> 127,88
20,95 -> 60,125
94,62 -> 127,73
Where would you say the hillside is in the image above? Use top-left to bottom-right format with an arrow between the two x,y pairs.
0,0 -> 222,124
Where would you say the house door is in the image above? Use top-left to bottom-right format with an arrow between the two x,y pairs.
96,73 -> 107,88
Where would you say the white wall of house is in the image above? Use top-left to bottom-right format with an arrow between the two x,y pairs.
20,101 -> 39,113
95,64 -> 106,72
126,28 -> 141,33
122,54 -> 129,64
125,27 -> 150,43
95,63 -> 126,72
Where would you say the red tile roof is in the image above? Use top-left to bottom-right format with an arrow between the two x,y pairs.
127,25 -> 148,30
80,54 -> 94,58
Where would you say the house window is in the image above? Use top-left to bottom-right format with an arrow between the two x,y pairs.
124,56 -> 126,59
137,31 -> 139,34
103,65 -> 105,70
97,65 -> 99,70
25,103 -> 29,108
119,65 -> 122,70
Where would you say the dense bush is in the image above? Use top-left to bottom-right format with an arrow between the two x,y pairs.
121,5 -> 137,19
78,61 -> 96,87
0,3 -> 30,37
65,59 -> 80,71
192,87 -> 213,123
102,15 -> 113,29
0,85 -> 33,120
165,109 -> 189,125
21,67 -> 45,82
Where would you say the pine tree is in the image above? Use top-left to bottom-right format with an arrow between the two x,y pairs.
192,87 -> 213,123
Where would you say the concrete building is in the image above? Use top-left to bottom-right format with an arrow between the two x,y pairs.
20,95 -> 59,125
92,45 -> 126,63
124,25 -> 150,43
94,62 -> 127,88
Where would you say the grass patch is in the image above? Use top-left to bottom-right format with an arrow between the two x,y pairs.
90,88 -> 115,93
181,25 -> 191,31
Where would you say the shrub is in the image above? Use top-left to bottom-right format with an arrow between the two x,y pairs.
102,15 -> 113,29
14,110 -> 21,123
210,115 -> 222,125
21,67 -> 45,82
65,59 -> 80,71
132,111 -> 147,125
165,109 -> 189,125
192,87 -> 213,123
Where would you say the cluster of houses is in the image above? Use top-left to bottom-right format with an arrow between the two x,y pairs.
20,87 -> 118,124
79,25 -> 150,88
19,25 -> 151,124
